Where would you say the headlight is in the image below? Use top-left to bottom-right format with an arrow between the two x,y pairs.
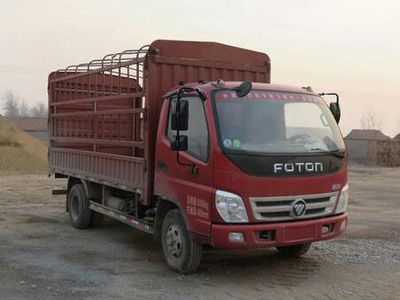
215,190 -> 249,223
335,184 -> 349,214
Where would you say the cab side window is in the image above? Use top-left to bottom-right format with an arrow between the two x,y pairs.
167,97 -> 209,162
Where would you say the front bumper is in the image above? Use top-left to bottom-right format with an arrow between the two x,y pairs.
211,213 -> 348,249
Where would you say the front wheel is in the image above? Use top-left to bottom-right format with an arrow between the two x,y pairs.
161,209 -> 202,274
276,243 -> 312,257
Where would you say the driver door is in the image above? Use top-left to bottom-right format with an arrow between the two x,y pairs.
154,96 -> 214,239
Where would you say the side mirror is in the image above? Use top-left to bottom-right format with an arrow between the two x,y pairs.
329,102 -> 341,123
234,81 -> 252,97
171,100 -> 188,131
320,92 -> 341,124
170,135 -> 188,151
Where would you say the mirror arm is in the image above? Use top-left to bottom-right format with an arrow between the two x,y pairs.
319,92 -> 341,123
319,92 -> 339,104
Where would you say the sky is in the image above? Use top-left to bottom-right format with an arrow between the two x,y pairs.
0,0 -> 399,136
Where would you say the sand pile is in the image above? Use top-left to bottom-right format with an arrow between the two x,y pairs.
0,116 -> 48,172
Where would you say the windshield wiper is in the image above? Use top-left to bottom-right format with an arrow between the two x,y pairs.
310,148 -> 345,158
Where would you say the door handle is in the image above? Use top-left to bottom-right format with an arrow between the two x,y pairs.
158,160 -> 168,172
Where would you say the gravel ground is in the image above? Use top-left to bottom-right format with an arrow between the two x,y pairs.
0,166 -> 399,299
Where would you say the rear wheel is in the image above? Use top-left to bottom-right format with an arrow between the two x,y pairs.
161,209 -> 202,274
68,184 -> 91,229
68,184 -> 103,229
276,243 -> 312,257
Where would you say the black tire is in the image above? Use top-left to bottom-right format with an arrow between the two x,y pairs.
161,209 -> 202,274
68,184 -> 91,229
276,242 -> 312,257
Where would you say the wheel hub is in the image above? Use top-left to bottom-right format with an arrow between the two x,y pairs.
166,225 -> 183,258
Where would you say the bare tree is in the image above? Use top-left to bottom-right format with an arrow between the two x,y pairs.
30,103 -> 48,117
2,91 -> 20,117
2,91 -> 47,118
20,100 -> 30,117
360,112 -> 382,130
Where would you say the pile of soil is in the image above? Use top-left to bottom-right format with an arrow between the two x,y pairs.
0,116 -> 48,173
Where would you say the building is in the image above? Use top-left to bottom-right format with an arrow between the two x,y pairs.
7,117 -> 48,143
344,129 -> 390,164
344,129 -> 399,166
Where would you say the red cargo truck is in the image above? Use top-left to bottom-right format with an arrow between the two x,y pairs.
48,40 -> 348,273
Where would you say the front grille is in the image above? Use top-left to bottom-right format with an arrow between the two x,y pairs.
250,192 -> 338,222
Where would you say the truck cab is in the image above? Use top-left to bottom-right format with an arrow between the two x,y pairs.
154,81 -> 348,256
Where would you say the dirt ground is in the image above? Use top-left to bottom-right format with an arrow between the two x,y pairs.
0,166 -> 399,300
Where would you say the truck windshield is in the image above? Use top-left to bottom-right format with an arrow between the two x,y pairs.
214,90 -> 345,154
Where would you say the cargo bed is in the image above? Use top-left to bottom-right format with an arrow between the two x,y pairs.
48,40 -> 270,204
